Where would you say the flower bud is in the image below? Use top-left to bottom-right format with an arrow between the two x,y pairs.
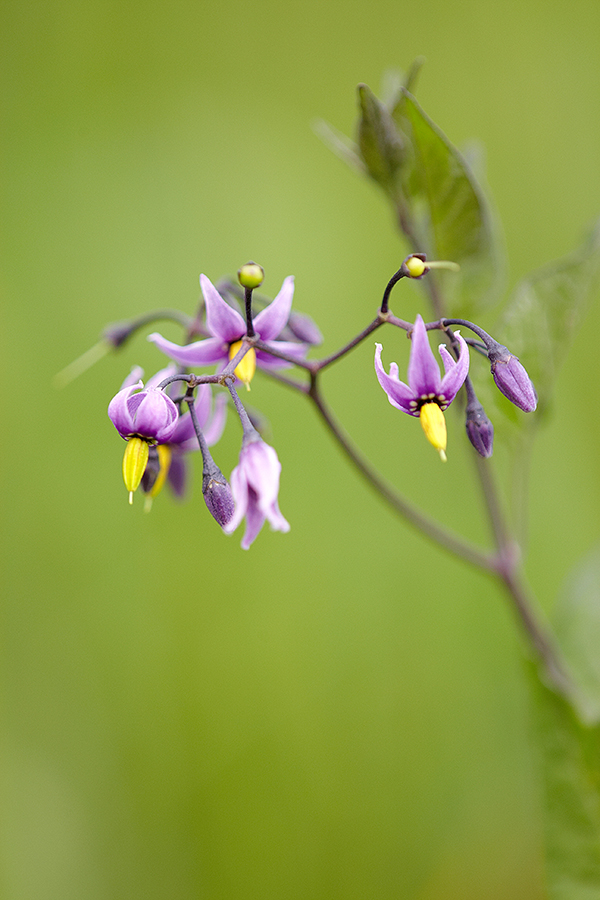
238,262 -> 264,290
488,345 -> 537,412
404,255 -> 427,278
202,473 -> 236,527
103,320 -> 136,349
465,400 -> 494,458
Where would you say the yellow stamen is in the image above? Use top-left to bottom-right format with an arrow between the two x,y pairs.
419,402 -> 447,461
229,340 -> 256,390
122,437 -> 149,499
149,444 -> 172,499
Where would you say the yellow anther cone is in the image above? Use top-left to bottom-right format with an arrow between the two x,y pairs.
122,437 -> 149,502
229,341 -> 256,389
149,444 -> 172,499
419,402 -> 447,461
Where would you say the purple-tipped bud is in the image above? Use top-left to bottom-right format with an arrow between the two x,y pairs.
465,400 -> 494,458
488,345 -> 537,412
103,320 -> 136,348
202,473 -> 235,527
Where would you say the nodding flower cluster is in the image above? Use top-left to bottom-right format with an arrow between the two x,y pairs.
60,255 -> 537,548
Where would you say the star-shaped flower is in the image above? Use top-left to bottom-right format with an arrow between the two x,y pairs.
374,315 -> 469,459
148,274 -> 307,386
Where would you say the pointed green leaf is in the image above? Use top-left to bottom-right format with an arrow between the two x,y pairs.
529,668 -> 600,899
499,220 -> 600,415
391,89 -> 503,316
311,118 -> 365,174
356,83 -> 404,193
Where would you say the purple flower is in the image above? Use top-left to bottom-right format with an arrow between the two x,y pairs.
141,365 -> 228,500
108,379 -> 178,443
224,438 -> 290,549
374,315 -> 469,458
488,345 -> 537,412
147,274 -> 308,381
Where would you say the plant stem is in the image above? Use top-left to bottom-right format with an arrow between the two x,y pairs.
308,374 -> 494,571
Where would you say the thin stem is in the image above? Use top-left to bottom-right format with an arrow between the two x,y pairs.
244,287 -> 255,338
185,387 -> 222,480
308,374 -> 494,571
312,318 -> 384,371
225,380 -> 258,439
380,268 -> 406,315
474,436 -> 575,698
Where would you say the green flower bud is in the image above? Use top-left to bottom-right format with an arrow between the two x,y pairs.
238,262 -> 264,289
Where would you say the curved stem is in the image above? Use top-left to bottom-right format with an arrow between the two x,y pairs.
473,454 -> 576,698
308,374 -> 494,572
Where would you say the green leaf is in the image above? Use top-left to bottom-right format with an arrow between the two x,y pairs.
498,220 -> 600,415
356,83 -> 404,194
391,88 -> 503,316
316,71 -> 504,316
553,545 -> 600,725
529,667 -> 600,899
311,118 -> 365,174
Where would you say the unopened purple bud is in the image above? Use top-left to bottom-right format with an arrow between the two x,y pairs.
465,401 -> 494,458
103,320 -> 136,348
488,345 -> 537,412
202,473 -> 235,527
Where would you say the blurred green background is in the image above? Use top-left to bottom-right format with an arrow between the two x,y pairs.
3,1 -> 600,897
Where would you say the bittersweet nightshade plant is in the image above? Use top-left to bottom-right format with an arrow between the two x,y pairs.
59,66 -> 600,898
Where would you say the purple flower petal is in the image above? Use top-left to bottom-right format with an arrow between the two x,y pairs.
144,363 -> 178,391
130,390 -> 178,442
148,333 -> 226,367
240,493 -> 266,550
437,331 -> 469,407
407,315 -> 441,397
167,454 -> 188,498
224,465 -> 249,535
203,393 -> 228,446
108,380 -> 144,436
201,274 -> 246,342
253,276 -> 295,341
374,344 -> 415,414
224,438 -> 289,548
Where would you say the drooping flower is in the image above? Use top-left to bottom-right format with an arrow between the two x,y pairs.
138,365 -> 228,504
223,437 -> 290,549
148,274 -> 307,387
108,377 -> 179,502
374,315 -> 469,460
108,379 -> 179,443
